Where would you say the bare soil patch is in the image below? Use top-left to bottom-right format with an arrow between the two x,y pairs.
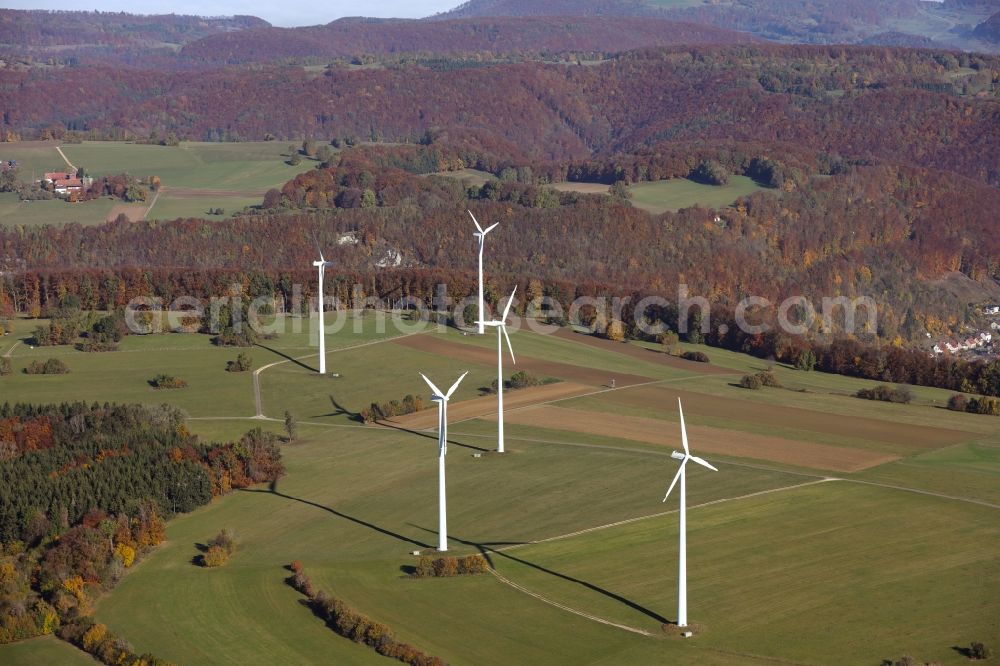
392,334 -> 653,387
599,385 -> 973,454
493,405 -> 900,472
105,203 -> 147,222
388,382 -> 594,430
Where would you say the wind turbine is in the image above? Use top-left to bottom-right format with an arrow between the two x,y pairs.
662,398 -> 718,629
420,371 -> 469,552
484,286 -> 516,454
468,210 -> 499,335
312,246 -> 334,375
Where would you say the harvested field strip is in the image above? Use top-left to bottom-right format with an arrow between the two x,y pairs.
493,405 -> 900,472
386,382 -> 593,430
392,334 -> 654,387
584,384 -> 974,453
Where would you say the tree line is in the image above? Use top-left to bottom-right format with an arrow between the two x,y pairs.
0,401 -> 285,650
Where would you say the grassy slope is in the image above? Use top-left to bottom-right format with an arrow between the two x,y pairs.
92,427 -> 800,665
0,141 -> 316,226
0,192 -> 119,227
629,176 -> 767,214
145,193 -> 261,221
493,481 -> 1000,665
427,169 -> 497,187
2,315 -> 998,664
0,142 -> 67,175
60,141 -> 316,191
3,312 -> 417,420
0,635 -> 94,665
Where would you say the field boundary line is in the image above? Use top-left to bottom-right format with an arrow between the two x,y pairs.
456,431 -> 1000,509
447,372 -> 738,428
449,430 -> 830,481
498,479 -> 835,552
839,478 -> 1000,510
486,569 -> 653,636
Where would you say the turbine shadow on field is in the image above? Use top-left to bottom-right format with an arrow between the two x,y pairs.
376,420 -> 491,453
314,395 -> 361,421
413,525 -> 670,626
255,342 -> 315,373
239,487 -> 433,550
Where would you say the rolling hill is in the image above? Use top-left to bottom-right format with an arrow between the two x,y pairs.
179,16 -> 756,65
434,0 -> 1000,52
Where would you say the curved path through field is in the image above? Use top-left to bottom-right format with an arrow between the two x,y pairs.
55,145 -> 75,171
251,329 -> 427,419
486,479 -> 835,637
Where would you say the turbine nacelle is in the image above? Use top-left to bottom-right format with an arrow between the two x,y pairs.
468,210 -> 499,238
484,286 -> 517,364
662,398 -> 717,503
421,371 -> 468,404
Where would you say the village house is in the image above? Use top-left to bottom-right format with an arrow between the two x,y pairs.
42,171 -> 91,196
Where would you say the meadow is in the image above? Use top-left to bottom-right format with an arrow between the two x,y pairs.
547,176 -> 768,214
428,169 -> 497,187
0,141 -> 316,226
1,311 -> 998,664
627,176 -> 767,214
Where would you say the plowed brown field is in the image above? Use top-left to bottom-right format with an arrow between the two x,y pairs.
491,405 -> 900,472
392,334 -> 653,387
593,385 -> 972,453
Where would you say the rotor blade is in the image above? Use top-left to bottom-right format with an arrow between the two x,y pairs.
501,285 -> 517,321
467,210 -> 484,234
445,371 -> 469,399
311,230 -> 325,263
501,325 -> 515,365
678,397 -> 690,456
690,455 -> 718,472
661,459 -> 687,502
420,373 -> 444,398
483,222 -> 500,235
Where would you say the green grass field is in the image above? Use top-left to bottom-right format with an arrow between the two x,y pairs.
1,313 -> 998,664
60,141 -> 316,191
546,176 -> 771,214
0,140 -> 317,226
0,635 -> 96,666
0,192 -> 121,227
427,169 -> 497,187
628,176 -> 769,214
145,193 -> 262,221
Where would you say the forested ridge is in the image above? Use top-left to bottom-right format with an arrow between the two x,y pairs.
0,9 -> 266,49
436,0 -> 997,51
2,144 -> 997,340
3,46 -> 997,185
177,16 -> 754,65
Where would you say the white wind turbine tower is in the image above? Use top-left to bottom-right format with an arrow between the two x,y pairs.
421,371 -> 469,552
468,210 -> 499,335
484,286 -> 516,454
312,248 -> 334,375
662,398 -> 718,629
